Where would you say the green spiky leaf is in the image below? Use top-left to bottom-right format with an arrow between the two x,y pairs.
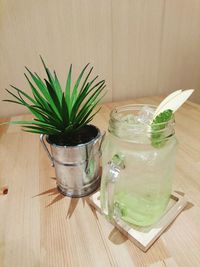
2,57 -> 106,142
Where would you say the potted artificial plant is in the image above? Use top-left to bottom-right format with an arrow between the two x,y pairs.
3,57 -> 106,197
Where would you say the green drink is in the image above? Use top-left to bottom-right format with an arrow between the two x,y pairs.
100,105 -> 177,227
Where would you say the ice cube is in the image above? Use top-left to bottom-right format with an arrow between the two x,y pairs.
137,106 -> 154,124
121,114 -> 136,124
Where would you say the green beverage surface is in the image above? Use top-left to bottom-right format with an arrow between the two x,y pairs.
114,191 -> 170,226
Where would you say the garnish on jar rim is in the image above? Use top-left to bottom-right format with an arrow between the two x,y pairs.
151,89 -> 194,148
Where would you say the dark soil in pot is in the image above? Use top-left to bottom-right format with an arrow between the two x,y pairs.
47,125 -> 99,146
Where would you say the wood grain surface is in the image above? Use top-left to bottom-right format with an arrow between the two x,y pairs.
0,96 -> 200,267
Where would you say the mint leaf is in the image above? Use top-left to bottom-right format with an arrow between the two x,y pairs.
151,109 -> 173,148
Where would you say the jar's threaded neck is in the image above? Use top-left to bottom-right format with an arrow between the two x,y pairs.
108,104 -> 175,144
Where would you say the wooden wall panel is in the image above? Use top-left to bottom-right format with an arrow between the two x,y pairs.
158,0 -> 200,103
0,0 -> 112,117
112,0 -> 165,101
112,0 -> 200,103
0,0 -> 200,117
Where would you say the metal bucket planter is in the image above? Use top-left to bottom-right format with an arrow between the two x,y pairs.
40,125 -> 105,197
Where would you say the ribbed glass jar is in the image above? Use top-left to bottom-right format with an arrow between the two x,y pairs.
100,104 -> 177,226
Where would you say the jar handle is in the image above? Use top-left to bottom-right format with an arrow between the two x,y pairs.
40,134 -> 54,167
102,154 -> 125,220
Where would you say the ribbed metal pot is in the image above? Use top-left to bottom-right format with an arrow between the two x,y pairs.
40,125 -> 105,197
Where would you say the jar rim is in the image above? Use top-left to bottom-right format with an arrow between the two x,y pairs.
110,104 -> 175,127
108,104 -> 175,144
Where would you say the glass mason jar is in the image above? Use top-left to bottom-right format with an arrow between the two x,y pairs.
100,104 -> 177,227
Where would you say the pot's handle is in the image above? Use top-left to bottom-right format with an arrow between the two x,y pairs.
85,130 -> 106,174
103,153 -> 125,220
99,130 -> 106,153
40,134 -> 54,167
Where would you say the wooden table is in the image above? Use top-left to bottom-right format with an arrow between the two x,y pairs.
0,96 -> 200,267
